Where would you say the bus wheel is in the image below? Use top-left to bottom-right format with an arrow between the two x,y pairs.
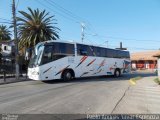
62,70 -> 73,81
114,69 -> 121,77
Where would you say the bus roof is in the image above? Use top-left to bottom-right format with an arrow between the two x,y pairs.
41,40 -> 129,52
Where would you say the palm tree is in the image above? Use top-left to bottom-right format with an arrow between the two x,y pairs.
17,7 -> 60,49
0,25 -> 11,41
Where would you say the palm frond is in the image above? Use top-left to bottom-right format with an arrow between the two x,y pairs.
17,8 -> 60,49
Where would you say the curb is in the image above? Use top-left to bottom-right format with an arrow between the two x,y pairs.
0,76 -> 16,79
0,74 -> 27,79
0,77 -> 30,85
0,79 -> 30,85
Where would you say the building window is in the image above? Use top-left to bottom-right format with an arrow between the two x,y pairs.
4,46 -> 7,50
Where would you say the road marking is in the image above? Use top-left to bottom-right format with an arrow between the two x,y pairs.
129,79 -> 136,85
129,77 -> 142,85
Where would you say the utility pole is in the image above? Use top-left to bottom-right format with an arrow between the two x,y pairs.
116,42 -> 127,50
105,41 -> 108,48
12,0 -> 19,80
81,22 -> 85,43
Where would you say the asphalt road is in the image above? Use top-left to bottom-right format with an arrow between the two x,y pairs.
0,72 -> 156,114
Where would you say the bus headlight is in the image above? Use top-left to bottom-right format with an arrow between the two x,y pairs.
32,71 -> 39,75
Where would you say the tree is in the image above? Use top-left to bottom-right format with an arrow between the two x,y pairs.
17,7 -> 60,49
0,47 -> 2,64
0,25 -> 11,41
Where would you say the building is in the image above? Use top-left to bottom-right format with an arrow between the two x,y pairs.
0,40 -> 15,56
0,40 -> 15,62
131,50 -> 160,69
153,53 -> 160,77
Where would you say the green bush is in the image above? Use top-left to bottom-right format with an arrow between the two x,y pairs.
154,78 -> 160,85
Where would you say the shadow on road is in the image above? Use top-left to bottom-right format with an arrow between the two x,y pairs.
42,72 -> 157,84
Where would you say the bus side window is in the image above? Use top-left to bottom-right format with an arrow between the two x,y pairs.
116,51 -> 130,58
116,51 -> 119,58
59,43 -> 66,54
112,50 -> 118,58
77,44 -> 88,56
79,49 -> 87,55
96,47 -> 100,57
93,47 -> 101,57
100,48 -> 105,57
126,52 -> 130,58
88,46 -> 96,56
123,51 -> 130,58
106,49 -> 112,58
67,44 -> 74,55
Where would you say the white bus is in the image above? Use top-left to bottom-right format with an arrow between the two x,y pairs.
28,40 -> 130,81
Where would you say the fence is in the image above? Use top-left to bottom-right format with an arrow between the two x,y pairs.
0,57 -> 28,78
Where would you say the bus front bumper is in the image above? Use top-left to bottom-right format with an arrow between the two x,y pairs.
28,68 -> 40,80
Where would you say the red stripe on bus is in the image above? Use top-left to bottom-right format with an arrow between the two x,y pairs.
87,59 -> 96,66
55,65 -> 70,76
76,56 -> 88,68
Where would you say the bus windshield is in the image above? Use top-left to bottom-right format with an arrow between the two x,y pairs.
28,44 -> 44,68
40,45 -> 54,65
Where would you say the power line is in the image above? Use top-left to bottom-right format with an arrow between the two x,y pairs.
85,33 -> 160,43
36,0 -> 80,23
36,0 -> 104,43
0,18 -> 12,25
107,45 -> 158,50
128,47 -> 158,50
0,21 -> 12,24
39,0 -> 94,29
35,0 -> 160,45
104,36 -> 160,42
0,18 -> 11,22
45,0 -> 84,22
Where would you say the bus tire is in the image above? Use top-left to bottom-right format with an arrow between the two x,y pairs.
62,70 -> 73,81
114,69 -> 121,77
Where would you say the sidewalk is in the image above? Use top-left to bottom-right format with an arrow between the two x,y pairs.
113,76 -> 160,114
0,76 -> 30,85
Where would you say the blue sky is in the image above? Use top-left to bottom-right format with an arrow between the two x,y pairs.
1,0 -> 160,52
